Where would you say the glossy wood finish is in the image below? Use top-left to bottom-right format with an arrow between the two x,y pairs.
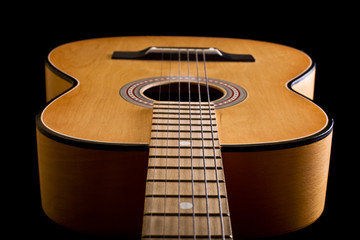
36,128 -> 148,238
142,102 -> 232,239
45,65 -> 73,102
36,36 -> 333,238
42,36 -> 328,146
223,132 -> 333,238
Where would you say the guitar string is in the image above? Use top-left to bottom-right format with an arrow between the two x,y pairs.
163,52 -> 173,238
195,49 -> 212,240
202,51 -> 225,240
148,49 -> 225,239
177,50 -> 181,240
187,49 -> 197,240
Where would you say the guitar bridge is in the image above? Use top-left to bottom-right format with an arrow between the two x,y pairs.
112,47 -> 255,62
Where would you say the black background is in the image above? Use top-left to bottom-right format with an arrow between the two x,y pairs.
7,3 -> 356,239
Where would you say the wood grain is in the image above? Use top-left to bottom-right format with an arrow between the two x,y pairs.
222,131 -> 333,238
291,68 -> 316,99
142,101 -> 232,239
36,36 -> 333,238
45,65 -> 73,101
36,128 -> 148,237
42,36 -> 328,146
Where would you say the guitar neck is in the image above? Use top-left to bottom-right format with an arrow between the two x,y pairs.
142,101 -> 233,239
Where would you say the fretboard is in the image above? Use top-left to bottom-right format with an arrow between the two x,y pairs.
142,101 -> 233,239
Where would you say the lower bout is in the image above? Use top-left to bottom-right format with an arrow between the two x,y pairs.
36,123 -> 333,238
36,128 -> 149,237
222,131 -> 333,238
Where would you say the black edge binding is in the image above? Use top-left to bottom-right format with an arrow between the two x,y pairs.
39,52 -> 333,152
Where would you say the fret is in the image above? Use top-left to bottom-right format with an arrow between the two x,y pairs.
153,111 -> 216,116
153,102 -> 214,107
155,101 -> 212,106
145,194 -> 227,198
151,129 -> 217,133
144,213 -> 229,217
154,104 -> 214,108
153,107 -> 215,111
152,113 -> 215,118
148,158 -> 223,168
146,168 -> 225,181
150,139 -> 220,148
148,166 -> 223,170
152,124 -> 215,130
145,182 -> 227,196
153,116 -> 217,121
143,197 -> 229,214
150,146 -> 220,149
151,137 -> 219,141
147,179 -> 225,183
151,131 -> 218,139
149,156 -> 221,159
149,148 -> 221,158
152,118 -> 215,125
152,123 -> 217,126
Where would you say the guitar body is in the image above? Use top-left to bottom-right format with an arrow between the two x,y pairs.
36,36 -> 333,238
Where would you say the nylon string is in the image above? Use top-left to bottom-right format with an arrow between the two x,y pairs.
195,50 -> 212,240
148,50 -> 222,239
202,51 -> 226,240
177,50 -> 181,239
163,52 -> 173,238
187,49 -> 197,239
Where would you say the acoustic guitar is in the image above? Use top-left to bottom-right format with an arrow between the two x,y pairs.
36,36 -> 333,239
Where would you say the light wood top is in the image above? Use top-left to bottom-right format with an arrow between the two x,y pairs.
42,36 -> 328,146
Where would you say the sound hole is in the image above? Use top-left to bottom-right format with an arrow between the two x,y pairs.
143,82 -> 224,102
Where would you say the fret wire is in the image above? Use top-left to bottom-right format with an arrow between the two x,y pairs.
155,102 -> 210,105
153,117 -> 216,120
151,137 -> 219,141
146,179 -> 225,183
188,49 -> 197,240
149,155 -> 221,159
203,50 -> 225,240
150,146 -> 220,149
153,107 -> 215,111
146,181 -> 226,196
146,168 -> 225,182
153,112 -> 216,115
146,194 -> 227,198
151,130 -> 217,133
145,213 -> 230,217
144,197 -> 229,214
148,166 -> 223,170
153,123 -> 216,127
151,125 -> 216,131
